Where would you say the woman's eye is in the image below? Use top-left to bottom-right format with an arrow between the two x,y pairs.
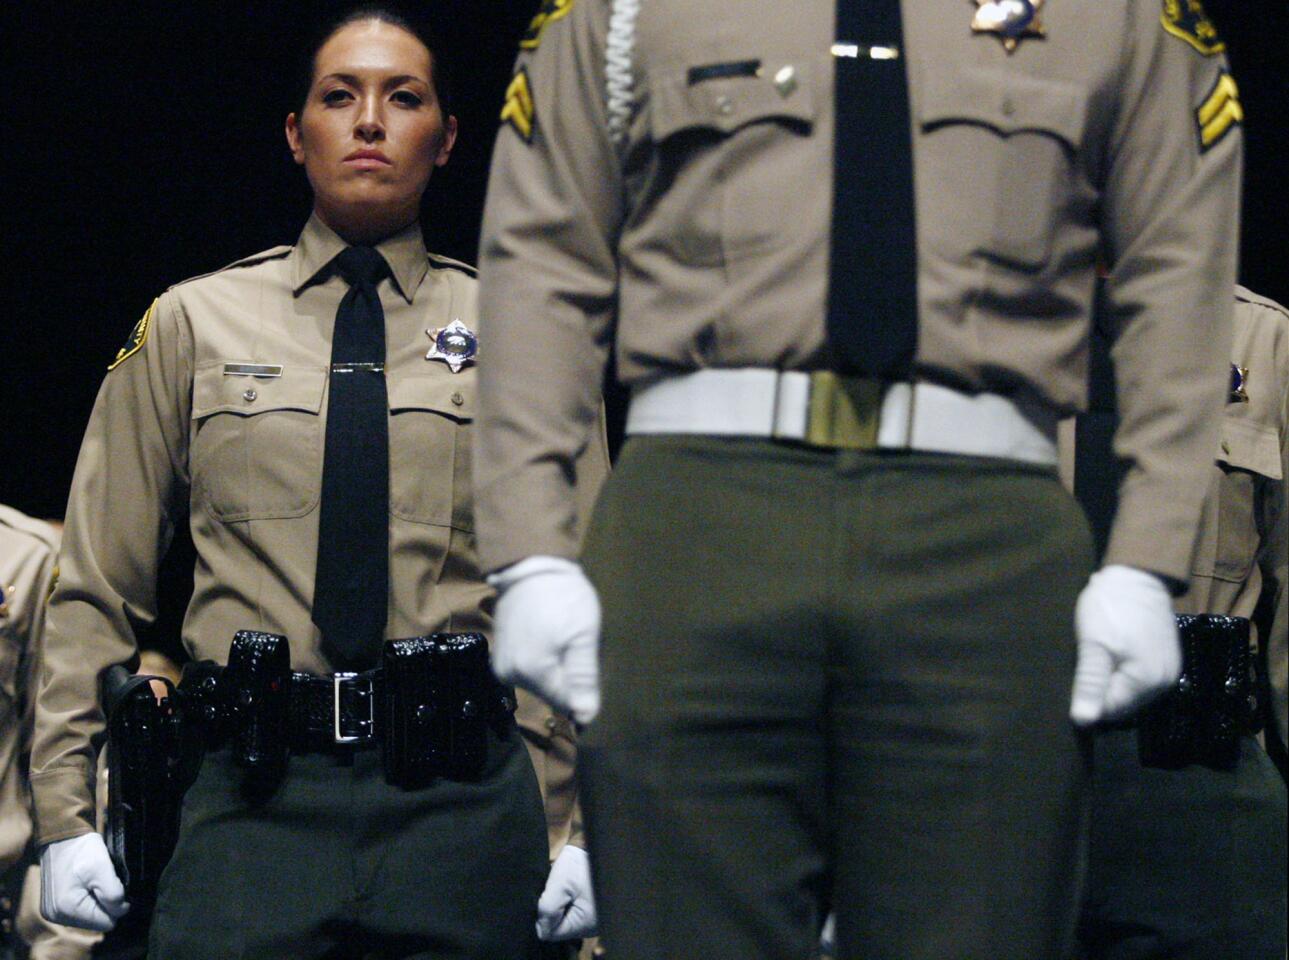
391,90 -> 423,107
322,89 -> 353,105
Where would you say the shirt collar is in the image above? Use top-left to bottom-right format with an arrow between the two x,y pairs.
289,213 -> 429,303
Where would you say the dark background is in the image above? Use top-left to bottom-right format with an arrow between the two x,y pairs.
3,0 -> 1286,521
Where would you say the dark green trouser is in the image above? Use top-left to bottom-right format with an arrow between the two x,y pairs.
579,436 -> 1093,960
1078,729 -> 1288,960
149,720 -> 548,959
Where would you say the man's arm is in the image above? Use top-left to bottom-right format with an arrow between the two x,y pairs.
1099,0 -> 1242,583
475,0 -> 624,574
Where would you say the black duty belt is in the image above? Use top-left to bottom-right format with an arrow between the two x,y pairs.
180,630 -> 516,784
101,630 -> 512,912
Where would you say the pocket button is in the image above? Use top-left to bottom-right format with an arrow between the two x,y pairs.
243,388 -> 258,403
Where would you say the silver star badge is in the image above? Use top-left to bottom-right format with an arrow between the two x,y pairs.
425,319 -> 479,373
971,0 -> 1045,53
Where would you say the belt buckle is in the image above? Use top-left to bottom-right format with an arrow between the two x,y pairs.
805,372 -> 883,450
333,672 -> 375,744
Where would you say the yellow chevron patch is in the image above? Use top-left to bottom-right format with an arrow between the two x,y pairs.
501,67 -> 536,143
1196,71 -> 1242,152
108,299 -> 157,371
520,0 -> 575,51
1160,0 -> 1225,56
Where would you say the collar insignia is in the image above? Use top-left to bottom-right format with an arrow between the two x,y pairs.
971,0 -> 1046,53
426,319 -> 479,373
1229,364 -> 1248,403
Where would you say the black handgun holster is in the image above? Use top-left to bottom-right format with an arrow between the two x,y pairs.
1138,614 -> 1261,770
102,666 -> 191,909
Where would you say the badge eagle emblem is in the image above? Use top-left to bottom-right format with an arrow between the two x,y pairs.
425,319 -> 479,373
971,0 -> 1046,53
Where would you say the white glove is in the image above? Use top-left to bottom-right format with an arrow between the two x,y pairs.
820,912 -> 836,955
1069,564 -> 1182,726
488,555 -> 601,725
40,832 -> 129,932
536,844 -> 598,941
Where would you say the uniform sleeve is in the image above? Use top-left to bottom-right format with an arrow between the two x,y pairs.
1098,1 -> 1242,582
29,292 -> 192,845
19,528 -> 60,761
1259,323 -> 1289,750
474,0 -> 625,573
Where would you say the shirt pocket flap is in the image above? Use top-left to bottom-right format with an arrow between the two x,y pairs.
192,364 -> 327,419
1218,417 -> 1282,480
919,66 -> 1087,149
388,376 -> 474,421
650,60 -> 820,142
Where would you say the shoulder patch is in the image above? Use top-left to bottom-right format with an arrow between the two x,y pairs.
1195,70 -> 1241,152
428,252 -> 479,276
520,0 -> 575,51
1160,0 -> 1225,56
108,299 -> 158,371
501,67 -> 536,143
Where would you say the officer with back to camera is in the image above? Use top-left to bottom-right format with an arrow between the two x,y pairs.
472,1 -> 1243,958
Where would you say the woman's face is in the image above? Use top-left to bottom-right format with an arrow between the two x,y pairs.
285,19 -> 457,243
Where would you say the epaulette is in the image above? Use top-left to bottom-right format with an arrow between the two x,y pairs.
169,245 -> 294,290
427,252 -> 478,276
0,504 -> 59,553
1234,285 -> 1289,319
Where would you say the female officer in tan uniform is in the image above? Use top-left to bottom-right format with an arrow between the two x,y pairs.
28,7 -> 597,958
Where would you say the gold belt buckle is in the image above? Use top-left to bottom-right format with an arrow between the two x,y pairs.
804,372 -> 883,449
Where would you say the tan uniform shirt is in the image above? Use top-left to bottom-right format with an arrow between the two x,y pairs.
1,505 -> 58,874
29,215 -> 608,848
474,0 -> 1241,583
1176,287 -> 1288,747
1,506 -> 98,958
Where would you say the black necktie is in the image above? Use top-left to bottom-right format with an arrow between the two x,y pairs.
312,245 -> 391,668
827,0 -> 918,377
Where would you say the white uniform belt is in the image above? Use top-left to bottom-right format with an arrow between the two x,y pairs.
626,369 -> 1058,466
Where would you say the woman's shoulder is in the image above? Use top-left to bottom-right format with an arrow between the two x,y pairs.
167,245 -> 296,296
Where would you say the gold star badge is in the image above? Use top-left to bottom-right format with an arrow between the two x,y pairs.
971,0 -> 1046,53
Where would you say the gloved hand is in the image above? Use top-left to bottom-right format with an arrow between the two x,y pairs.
1069,564 -> 1182,726
536,844 -> 597,941
820,912 -> 836,955
488,555 -> 601,725
40,832 -> 129,932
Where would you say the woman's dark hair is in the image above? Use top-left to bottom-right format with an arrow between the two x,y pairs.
295,3 -> 453,117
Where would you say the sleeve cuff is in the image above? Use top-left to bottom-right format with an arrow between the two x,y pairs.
30,763 -> 97,847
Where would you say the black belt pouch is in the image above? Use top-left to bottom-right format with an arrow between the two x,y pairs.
383,633 -> 495,787
222,630 -> 290,780
102,665 -> 185,909
1138,614 -> 1260,770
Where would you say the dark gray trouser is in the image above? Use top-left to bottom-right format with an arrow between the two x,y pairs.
1078,729 -> 1288,960
149,720 -> 548,960
579,436 -> 1093,960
